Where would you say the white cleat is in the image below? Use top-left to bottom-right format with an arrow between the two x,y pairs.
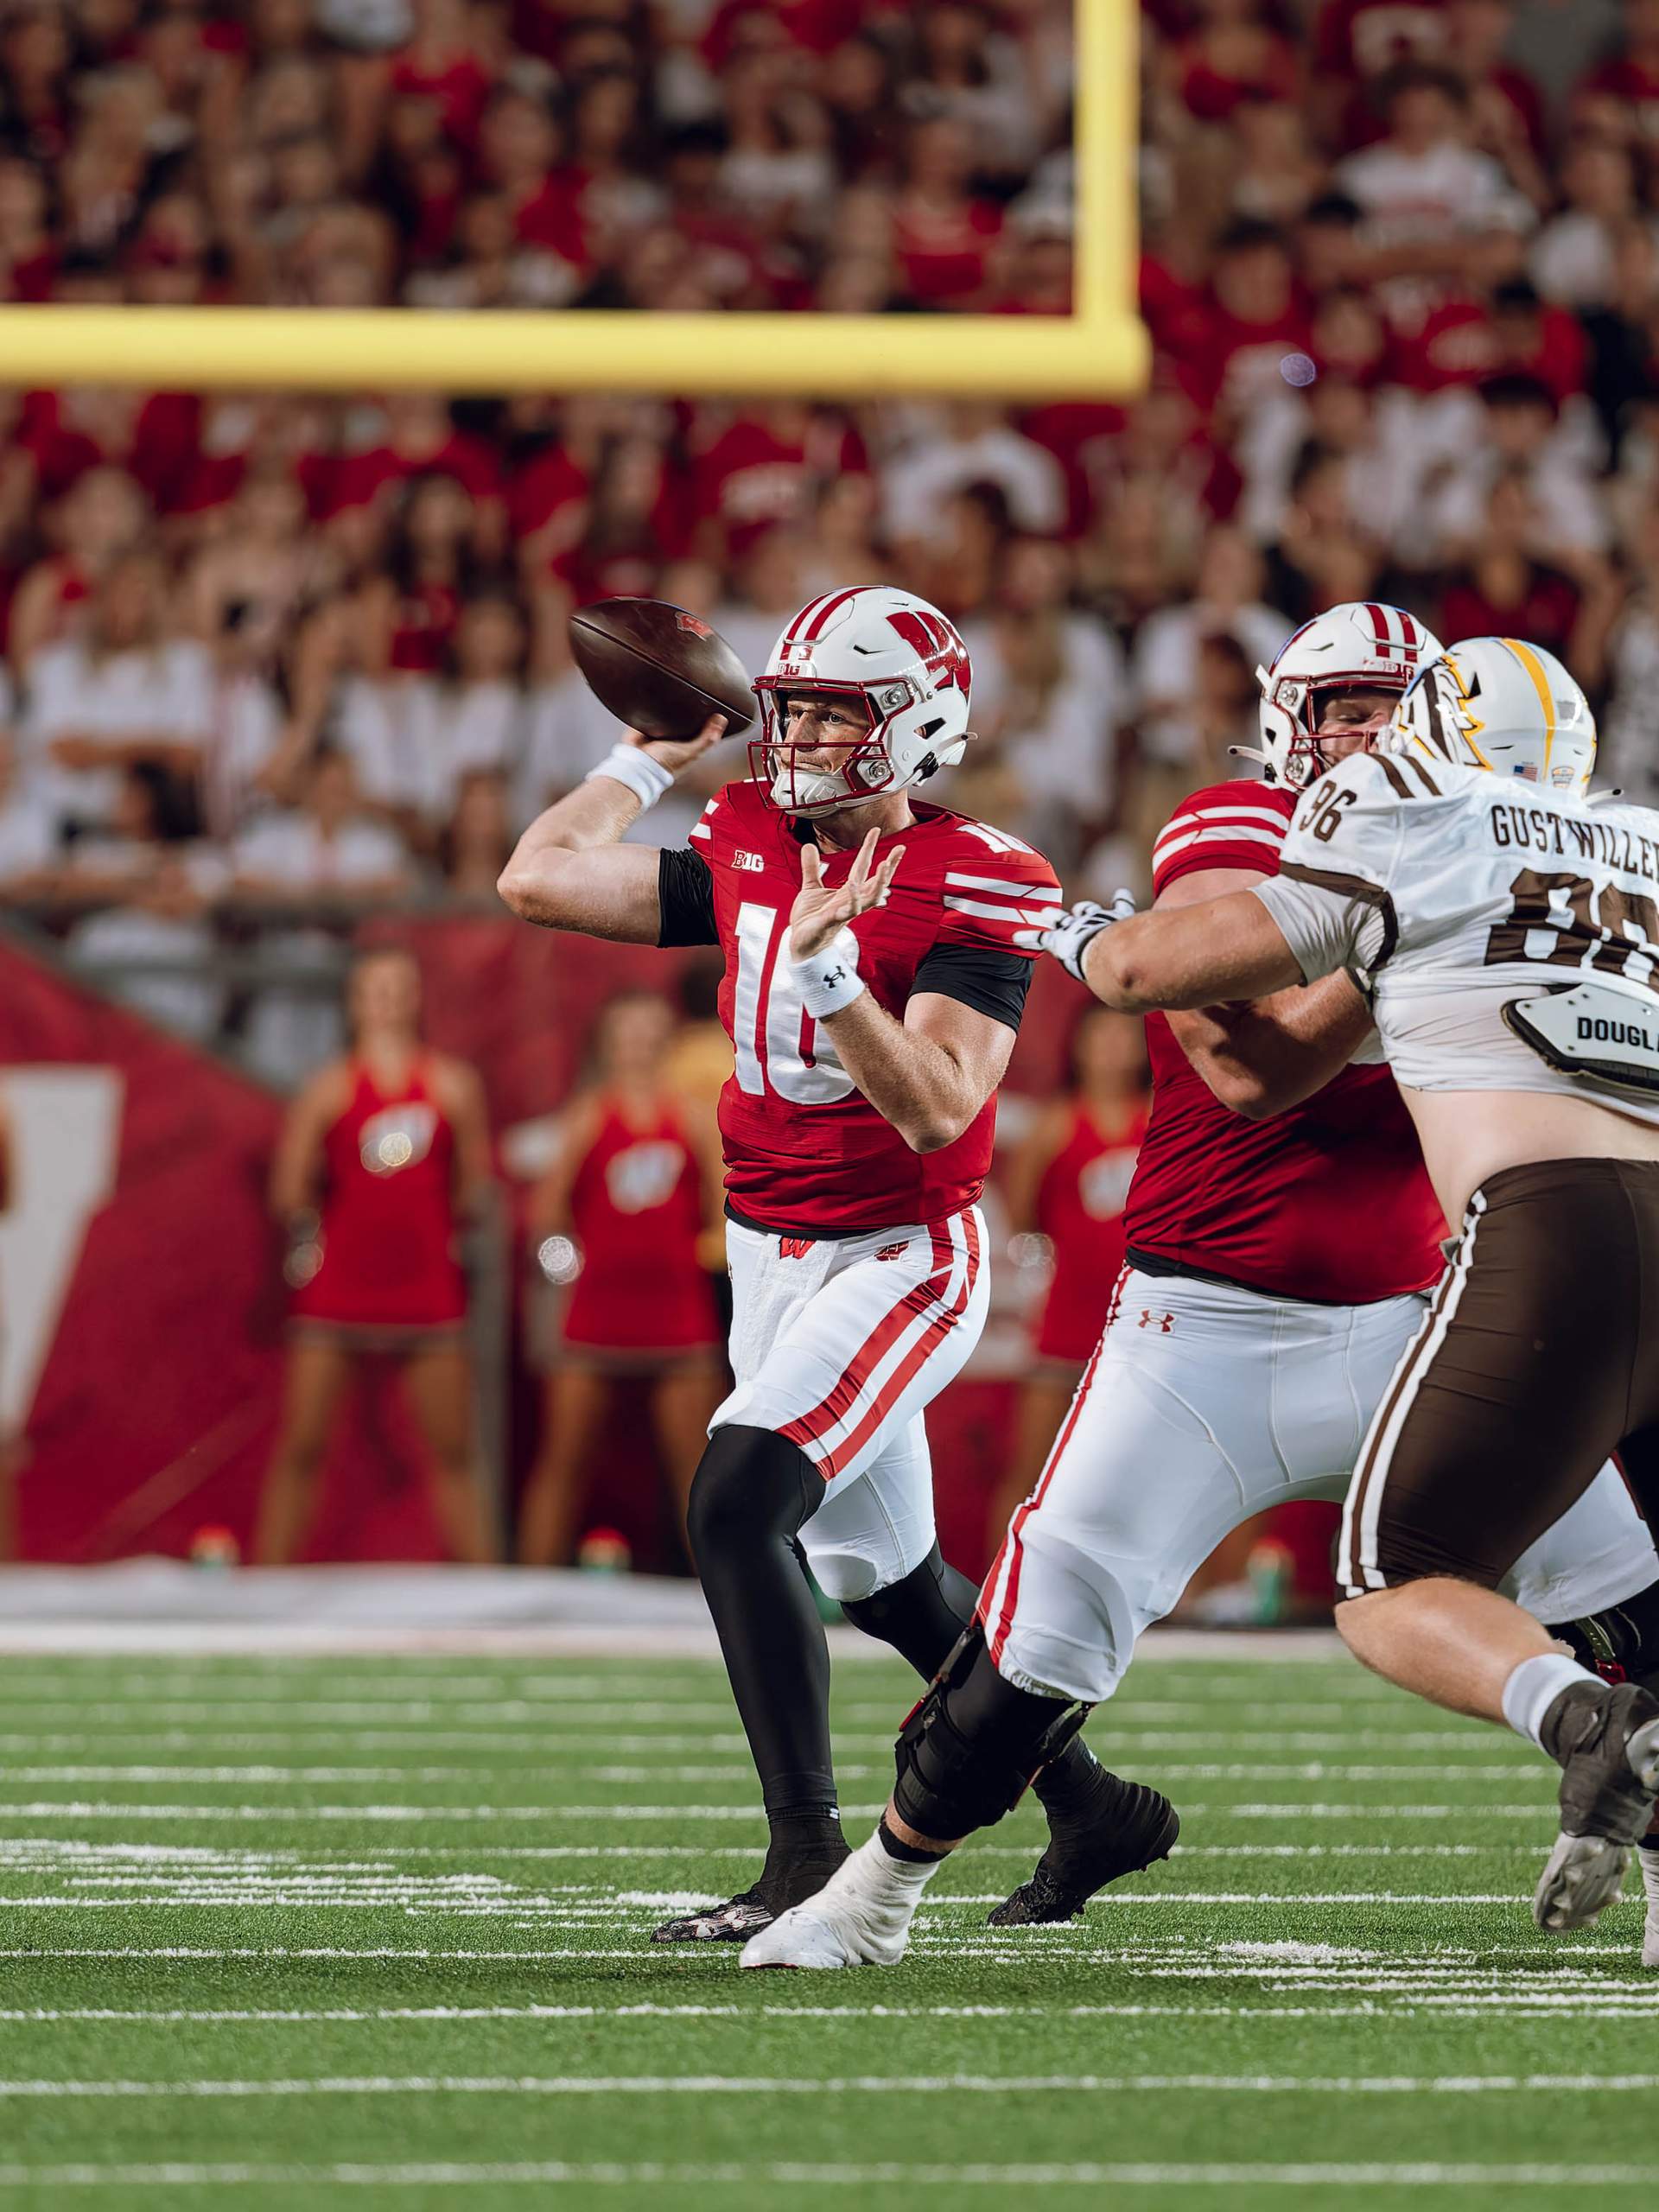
739,1837 -> 926,1970
1641,1847 -> 1659,1970
1534,1832 -> 1630,1933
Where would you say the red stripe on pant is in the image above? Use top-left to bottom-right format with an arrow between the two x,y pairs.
983,1264 -> 1129,1666
814,1211 -> 982,1480
779,1217 -> 961,1471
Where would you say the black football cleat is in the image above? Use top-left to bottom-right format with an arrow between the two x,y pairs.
988,1774 -> 1179,1927
652,1848 -> 851,1944
1535,1681 -> 1659,1933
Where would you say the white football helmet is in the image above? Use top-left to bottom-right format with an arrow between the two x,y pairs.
751,586 -> 973,816
1387,635 -> 1597,796
1254,601 -> 1441,789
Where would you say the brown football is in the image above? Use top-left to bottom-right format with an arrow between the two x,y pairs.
568,597 -> 757,741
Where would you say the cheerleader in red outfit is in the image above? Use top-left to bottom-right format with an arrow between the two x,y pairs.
254,947 -> 496,1564
988,1003 -> 1150,1545
517,992 -> 724,1567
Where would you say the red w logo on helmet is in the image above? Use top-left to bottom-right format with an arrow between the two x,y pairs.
889,608 -> 971,696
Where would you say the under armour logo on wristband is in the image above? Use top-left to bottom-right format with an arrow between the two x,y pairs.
822,967 -> 846,988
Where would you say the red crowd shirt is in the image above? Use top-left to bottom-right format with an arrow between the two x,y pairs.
292,1058 -> 467,1330
693,416 -> 867,560
1122,779 -> 1445,1304
561,1097 -> 718,1354
661,778 -> 1058,1236
1033,1103 -> 1147,1363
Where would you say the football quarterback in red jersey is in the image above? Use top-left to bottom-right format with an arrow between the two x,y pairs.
499,586 -> 1173,1942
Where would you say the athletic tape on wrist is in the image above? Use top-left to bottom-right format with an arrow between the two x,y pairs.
584,742 -> 675,810
795,930 -> 865,1020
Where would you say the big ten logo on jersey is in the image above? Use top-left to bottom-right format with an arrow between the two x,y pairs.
1081,1151 -> 1139,1219
733,901 -> 857,1107
359,1102 -> 438,1176
604,1139 -> 684,1215
889,608 -> 970,696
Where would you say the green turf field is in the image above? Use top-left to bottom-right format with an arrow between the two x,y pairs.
0,1639 -> 1651,2212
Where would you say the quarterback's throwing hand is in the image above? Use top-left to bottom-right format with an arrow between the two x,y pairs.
1015,891 -> 1136,984
790,829 -> 905,961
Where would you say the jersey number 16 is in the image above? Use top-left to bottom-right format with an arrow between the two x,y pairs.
733,903 -> 858,1107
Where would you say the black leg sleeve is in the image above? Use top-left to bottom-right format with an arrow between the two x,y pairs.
1548,1573 -> 1659,1697
686,1424 -> 836,1820
841,1544 -> 1103,1811
840,1544 -> 980,1675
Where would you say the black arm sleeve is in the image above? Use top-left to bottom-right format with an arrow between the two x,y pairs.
910,943 -> 1033,1033
657,846 -> 719,948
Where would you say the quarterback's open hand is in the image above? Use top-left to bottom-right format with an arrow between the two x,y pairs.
626,714 -> 728,777
790,828 -> 905,961
1014,890 -> 1136,984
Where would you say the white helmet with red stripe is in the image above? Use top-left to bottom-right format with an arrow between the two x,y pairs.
751,585 -> 974,817
1254,601 -> 1441,789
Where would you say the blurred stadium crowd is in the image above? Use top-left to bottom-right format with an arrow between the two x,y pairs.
0,0 -> 1657,1086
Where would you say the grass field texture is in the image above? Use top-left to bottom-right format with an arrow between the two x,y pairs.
0,1639 -> 1652,2212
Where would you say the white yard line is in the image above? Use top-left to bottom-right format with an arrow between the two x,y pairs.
0,1841 -> 1530,1864
0,2071 -> 1653,2101
0,1762 -> 1546,1784
0,2162 -> 1648,2190
0,1800 -> 1560,1822
1,2000 -> 1654,2024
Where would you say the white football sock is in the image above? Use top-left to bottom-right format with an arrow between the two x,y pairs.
844,1827 -> 942,1904
1501,1651 -> 1600,1750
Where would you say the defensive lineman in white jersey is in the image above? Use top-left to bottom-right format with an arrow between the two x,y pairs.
1074,636 -> 1659,1936
740,637 -> 1659,1972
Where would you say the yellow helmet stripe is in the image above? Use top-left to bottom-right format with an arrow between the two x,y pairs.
1504,637 -> 1555,781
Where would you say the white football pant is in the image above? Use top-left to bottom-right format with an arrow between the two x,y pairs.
712,1206 -> 988,1603
982,1265 -> 1656,1703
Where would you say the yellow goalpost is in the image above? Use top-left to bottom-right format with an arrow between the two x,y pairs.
0,0 -> 1141,397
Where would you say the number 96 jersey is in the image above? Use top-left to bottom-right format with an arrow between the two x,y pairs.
658,779 -> 1060,1235
1256,748 -> 1659,1119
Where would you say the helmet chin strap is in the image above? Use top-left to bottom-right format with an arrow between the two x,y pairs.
772,763 -> 864,812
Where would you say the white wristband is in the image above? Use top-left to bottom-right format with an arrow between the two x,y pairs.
795,930 -> 865,1020
585,742 -> 675,811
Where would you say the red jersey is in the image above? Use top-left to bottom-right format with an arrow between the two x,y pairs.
292,1058 -> 467,1329
1122,780 -> 1444,1304
1033,1103 -> 1147,1363
665,779 -> 1058,1236
562,1096 -> 718,1354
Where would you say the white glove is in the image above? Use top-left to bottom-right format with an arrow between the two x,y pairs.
1014,891 -> 1136,984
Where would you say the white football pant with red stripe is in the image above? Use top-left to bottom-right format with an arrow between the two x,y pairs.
712,1207 -> 988,1603
979,1266 -> 1653,1704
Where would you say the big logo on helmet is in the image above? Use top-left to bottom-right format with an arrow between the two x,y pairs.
889,609 -> 970,696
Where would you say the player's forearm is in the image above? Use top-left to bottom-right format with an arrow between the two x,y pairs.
820,995 -> 982,1154
1084,897 -> 1303,1015
496,776 -> 658,937
504,776 -> 640,872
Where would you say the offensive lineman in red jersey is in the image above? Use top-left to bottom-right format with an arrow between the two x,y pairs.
741,603 -> 1659,1972
499,585 -> 1173,1942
